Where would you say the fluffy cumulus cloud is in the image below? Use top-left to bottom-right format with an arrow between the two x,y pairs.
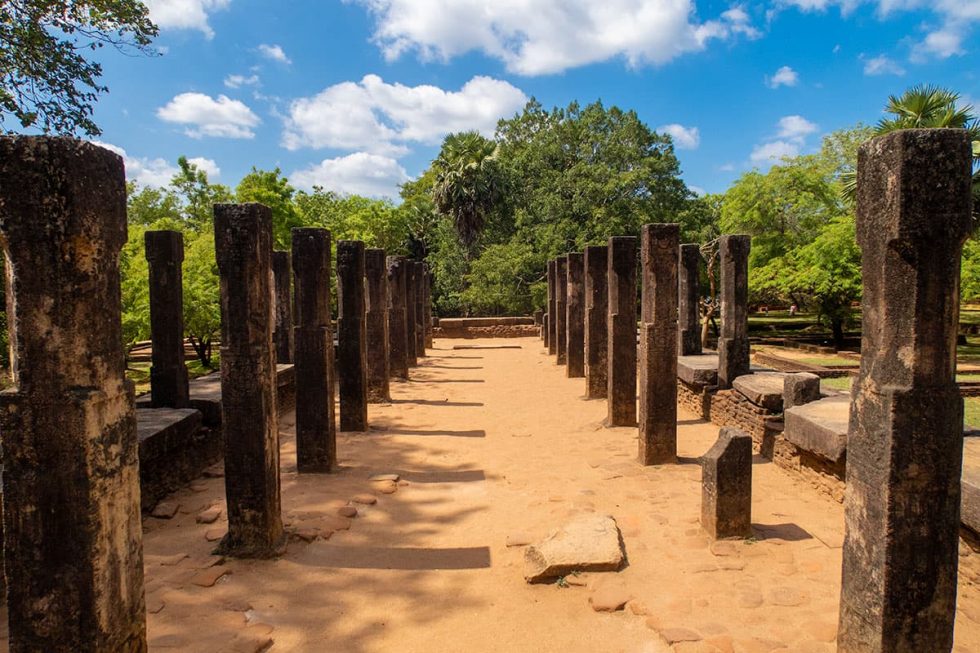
157,93 -> 261,139
224,73 -> 260,88
352,0 -> 760,75
258,44 -> 292,64
862,54 -> 905,75
89,141 -> 219,187
766,65 -> 799,88
658,124 -> 700,150
282,74 -> 527,153
143,0 -> 231,38
750,115 -> 818,164
291,153 -> 410,198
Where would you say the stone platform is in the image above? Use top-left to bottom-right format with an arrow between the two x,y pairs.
137,408 -> 215,510
434,317 -> 538,339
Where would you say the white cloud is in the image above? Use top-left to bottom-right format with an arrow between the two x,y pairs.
89,141 -> 219,188
750,140 -> 801,163
750,115 -> 819,164
258,44 -> 292,64
911,25 -> 965,61
144,0 -> 231,39
862,54 -> 905,75
224,74 -> 260,89
282,74 -> 527,153
186,157 -> 221,179
777,115 -> 818,140
689,185 -> 706,196
719,163 -> 736,172
766,65 -> 799,88
353,0 -> 760,75
291,153 -> 410,198
157,93 -> 261,139
658,124 -> 700,150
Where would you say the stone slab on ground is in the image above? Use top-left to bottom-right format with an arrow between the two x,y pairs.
523,514 -> 624,583
678,354 -> 720,386
783,395 -> 850,463
137,408 -> 203,460
732,372 -> 786,412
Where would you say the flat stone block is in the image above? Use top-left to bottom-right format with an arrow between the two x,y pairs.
783,395 -> 850,463
524,514 -> 624,583
732,372 -> 786,412
677,354 -> 719,386
137,408 -> 204,461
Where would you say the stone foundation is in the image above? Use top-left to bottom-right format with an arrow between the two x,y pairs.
434,318 -> 538,339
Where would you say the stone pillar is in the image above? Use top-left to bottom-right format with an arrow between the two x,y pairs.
214,203 -> 284,558
0,137 -> 147,652
337,241 -> 368,431
555,256 -> 568,365
386,256 -> 410,380
414,261 -> 426,357
783,372 -> 820,409
678,243 -> 702,356
837,129 -> 973,653
365,249 -> 390,402
272,250 -> 294,364
566,252 -> 585,378
423,263 -> 434,348
291,228 -> 337,472
717,235 -> 750,389
405,261 -> 418,367
638,224 -> 678,465
585,245 -> 608,399
546,260 -> 556,354
607,237 -> 637,426
145,230 -> 190,408
701,427 -> 752,539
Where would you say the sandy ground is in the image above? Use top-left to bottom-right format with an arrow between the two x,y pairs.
4,336 -> 980,652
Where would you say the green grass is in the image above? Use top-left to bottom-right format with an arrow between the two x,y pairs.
126,355 -> 218,396
966,397 -> 980,430
798,356 -> 859,367
821,377 -> 853,393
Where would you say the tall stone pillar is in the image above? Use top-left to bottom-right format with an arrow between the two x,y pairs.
337,240 -> 368,431
678,243 -> 702,356
546,260 -> 556,354
717,235 -> 750,389
386,256 -> 410,380
145,230 -> 190,408
607,237 -> 638,426
0,137 -> 146,652
566,252 -> 585,377
638,224 -> 679,465
414,261 -> 426,357
214,203 -> 284,558
555,256 -> 568,365
365,249 -> 390,402
406,261 -> 418,367
272,250 -> 294,364
423,263 -> 434,348
837,129 -> 973,653
585,245 -> 608,399
291,228 -> 337,472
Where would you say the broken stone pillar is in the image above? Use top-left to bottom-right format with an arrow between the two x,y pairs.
365,248 -> 390,402
214,203 -> 284,558
701,427 -> 753,539
423,263 -> 434,348
638,224 -> 678,465
337,241 -> 369,431
546,259 -> 556,354
566,252 -> 585,378
585,245 -> 608,399
678,243 -> 702,356
838,129 -> 973,653
145,230 -> 190,408
414,261 -> 426,357
0,137 -> 147,652
405,261 -> 418,367
555,256 -> 568,365
272,250 -> 294,364
386,256 -> 409,380
717,235 -> 750,389
607,237 -> 637,426
783,372 -> 820,410
291,228 -> 337,472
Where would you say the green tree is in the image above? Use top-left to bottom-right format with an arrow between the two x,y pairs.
171,156 -> 232,229
127,182 -> 181,227
236,167 -> 303,249
460,241 -> 545,315
1,1 -> 157,135
119,223 -> 150,355
183,230 -> 220,368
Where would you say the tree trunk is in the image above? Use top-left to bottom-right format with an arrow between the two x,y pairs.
831,318 -> 845,352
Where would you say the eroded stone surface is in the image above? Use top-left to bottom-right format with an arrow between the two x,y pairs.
566,252 -> 585,378
678,243 -> 702,357
732,372 -> 785,413
365,248 -> 391,402
584,246 -> 608,399
607,237 -> 637,426
701,427 -> 752,540
337,241 -> 368,432
717,235 -> 750,390
145,230 -> 190,408
523,514 -> 624,582
783,395 -> 850,463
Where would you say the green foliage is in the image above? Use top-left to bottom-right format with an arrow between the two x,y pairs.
236,167 -> 303,249
126,182 -> 182,227
426,217 -> 469,316
182,230 -> 220,368
460,241 -> 546,315
119,223 -> 150,353
1,1 -> 158,135
171,156 -> 232,229
295,187 -> 411,253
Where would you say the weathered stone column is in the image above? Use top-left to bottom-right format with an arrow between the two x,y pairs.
566,252 -> 585,378
607,237 -> 637,426
717,235 -> 750,389
783,372 -> 820,410
423,263 -> 434,348
272,250 -> 294,364
145,230 -> 190,408
546,259 -> 556,354
555,256 -> 568,365
585,245 -> 608,399
291,228 -> 337,472
0,137 -> 146,652
701,427 -> 752,539
386,256 -> 410,380
214,203 -> 284,558
414,261 -> 426,357
337,240 -> 368,431
837,129 -> 973,653
365,248 -> 390,402
406,261 -> 418,367
638,224 -> 678,465
678,243 -> 702,356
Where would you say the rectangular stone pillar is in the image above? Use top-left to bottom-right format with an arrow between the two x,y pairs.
423,263 -> 434,348
638,224 -> 678,465
291,228 -> 337,472
214,203 -> 284,558
386,256 -> 410,380
546,259 -> 556,353
272,250 -> 294,364
837,129 -> 973,653
585,245 -> 608,399
365,248 -> 390,402
555,256 -> 568,365
678,243 -> 702,356
701,427 -> 752,539
145,230 -> 190,408
607,237 -> 637,426
717,235 -> 750,389
406,261 -> 418,367
0,137 -> 146,652
566,252 -> 585,378
337,241 -> 369,431
414,260 -> 426,357
543,312 -> 549,347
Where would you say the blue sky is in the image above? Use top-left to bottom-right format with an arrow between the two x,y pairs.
90,0 -> 980,199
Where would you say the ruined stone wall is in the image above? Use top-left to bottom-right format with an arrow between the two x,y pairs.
433,324 -> 539,339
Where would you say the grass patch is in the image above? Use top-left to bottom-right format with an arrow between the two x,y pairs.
126,355 -> 219,397
966,397 -> 980,430
799,356 -> 859,367
821,377 -> 853,393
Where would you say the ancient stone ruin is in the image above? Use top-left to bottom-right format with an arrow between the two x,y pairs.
365,248 -> 390,403
145,229 -> 190,409
607,236 -> 637,427
337,240 -> 368,432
